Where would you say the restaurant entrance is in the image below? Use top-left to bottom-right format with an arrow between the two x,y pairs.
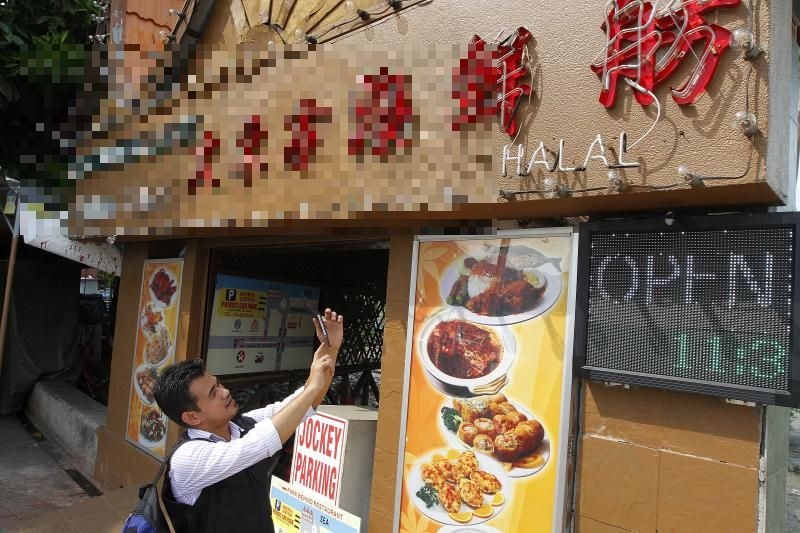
200,240 -> 389,469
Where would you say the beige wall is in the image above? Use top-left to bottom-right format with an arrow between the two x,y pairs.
336,0 -> 772,200
78,0 -> 779,236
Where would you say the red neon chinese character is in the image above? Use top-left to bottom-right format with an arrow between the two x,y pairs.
591,0 -> 740,108
348,67 -> 415,160
189,129 -> 221,195
284,99 -> 333,172
456,27 -> 533,137
234,115 -> 269,186
451,39 -> 496,132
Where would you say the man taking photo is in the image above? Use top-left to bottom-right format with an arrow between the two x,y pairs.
153,308 -> 343,533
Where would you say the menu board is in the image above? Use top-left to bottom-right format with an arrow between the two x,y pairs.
206,273 -> 320,376
396,232 -> 576,532
126,259 -> 184,459
575,213 -> 800,406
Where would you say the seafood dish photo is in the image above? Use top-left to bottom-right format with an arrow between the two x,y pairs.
412,449 -> 506,525
135,366 -> 158,404
140,406 -> 167,443
427,320 -> 502,380
440,393 -> 550,476
144,325 -> 172,366
140,303 -> 164,336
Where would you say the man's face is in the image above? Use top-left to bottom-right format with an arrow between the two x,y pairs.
185,373 -> 238,429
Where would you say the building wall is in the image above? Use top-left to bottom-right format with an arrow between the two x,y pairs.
76,0 -> 779,237
576,382 -> 760,532
337,0 -> 772,200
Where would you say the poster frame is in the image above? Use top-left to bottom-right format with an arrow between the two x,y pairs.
391,227 -> 578,533
125,258 -> 184,460
201,267 -> 322,380
573,212 -> 800,407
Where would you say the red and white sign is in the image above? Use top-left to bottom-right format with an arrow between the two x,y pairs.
290,411 -> 349,506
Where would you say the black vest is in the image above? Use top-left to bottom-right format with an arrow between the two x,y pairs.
162,416 -> 280,533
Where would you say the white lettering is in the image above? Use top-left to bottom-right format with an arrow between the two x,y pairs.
582,134 -> 610,169
645,254 -> 680,304
501,144 -> 524,177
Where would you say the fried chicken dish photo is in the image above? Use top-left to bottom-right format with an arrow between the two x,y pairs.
415,449 -> 505,524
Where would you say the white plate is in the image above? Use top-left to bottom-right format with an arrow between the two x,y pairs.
133,363 -> 158,405
417,310 -> 516,392
439,263 -> 562,326
438,398 -> 551,478
148,267 -> 178,308
138,407 -> 167,447
142,325 -> 174,368
407,450 -> 508,527
139,303 -> 165,338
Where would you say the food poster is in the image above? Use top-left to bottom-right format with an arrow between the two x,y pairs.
397,234 -> 575,532
206,274 -> 320,376
126,259 -> 184,459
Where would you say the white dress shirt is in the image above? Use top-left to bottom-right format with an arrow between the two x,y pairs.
168,386 -> 315,505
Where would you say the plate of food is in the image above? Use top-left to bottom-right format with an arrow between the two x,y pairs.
148,267 -> 178,308
134,364 -> 159,405
440,244 -> 562,326
409,448 -> 507,526
417,312 -> 515,396
439,393 -> 550,478
140,302 -> 164,337
142,322 -> 173,367
139,405 -> 167,446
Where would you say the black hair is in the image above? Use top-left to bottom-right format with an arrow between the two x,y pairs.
154,358 -> 206,427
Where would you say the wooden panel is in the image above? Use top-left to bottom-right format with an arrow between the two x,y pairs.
104,243 -> 148,437
577,436 -> 659,533
368,234 -> 413,531
657,451 -> 758,533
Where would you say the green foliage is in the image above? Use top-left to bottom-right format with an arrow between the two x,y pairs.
0,0 -> 101,206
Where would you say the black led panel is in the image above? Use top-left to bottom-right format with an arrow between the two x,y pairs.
574,213 -> 800,406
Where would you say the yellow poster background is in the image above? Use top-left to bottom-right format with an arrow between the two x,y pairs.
398,235 -> 573,533
125,259 -> 184,459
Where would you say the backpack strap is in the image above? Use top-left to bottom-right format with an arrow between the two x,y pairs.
149,432 -> 192,487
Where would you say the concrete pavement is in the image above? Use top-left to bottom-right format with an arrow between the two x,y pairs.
0,415 -> 92,532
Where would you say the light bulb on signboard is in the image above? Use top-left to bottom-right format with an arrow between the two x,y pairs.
730,28 -> 761,59
731,111 -> 758,136
344,0 -> 356,13
607,170 -> 626,193
677,165 -> 704,188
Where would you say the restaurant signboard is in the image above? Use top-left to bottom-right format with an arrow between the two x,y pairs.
395,230 -> 577,532
125,259 -> 184,458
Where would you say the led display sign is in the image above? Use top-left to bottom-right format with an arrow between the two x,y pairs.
574,213 -> 800,406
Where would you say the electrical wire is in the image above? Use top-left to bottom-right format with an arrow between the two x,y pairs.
311,0 -> 433,43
